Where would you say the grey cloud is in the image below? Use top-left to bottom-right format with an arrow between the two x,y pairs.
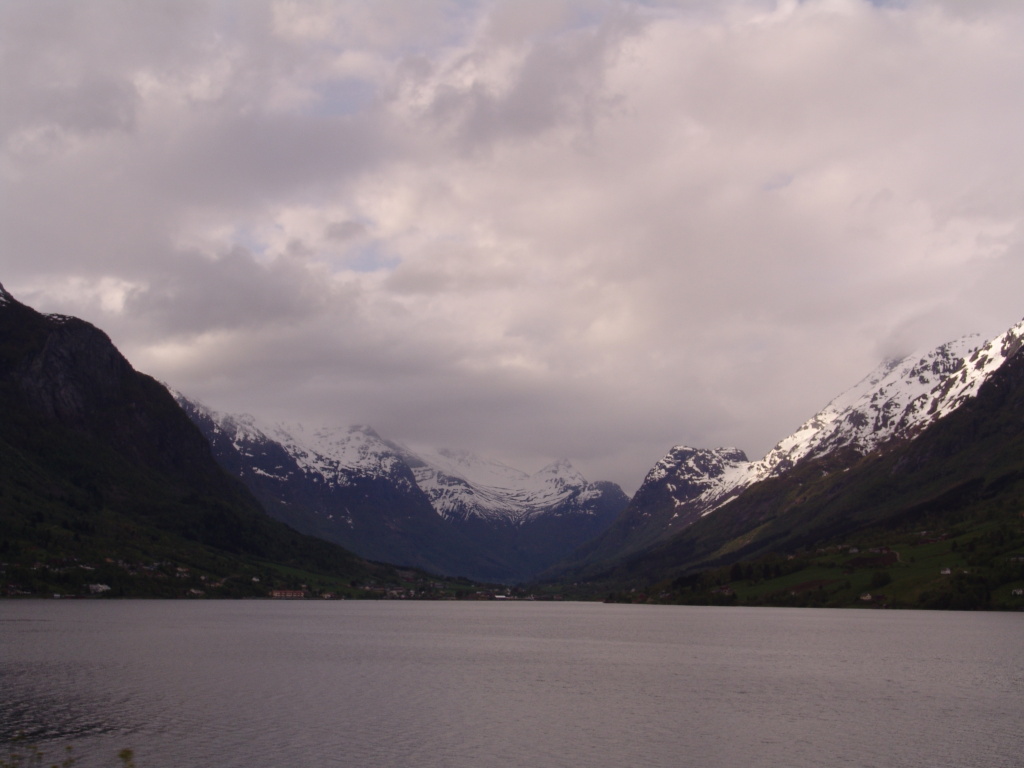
123,248 -> 338,337
142,111 -> 397,208
2,77 -> 138,137
418,9 -> 638,149
1,1 -> 239,129
326,220 -> 370,241
5,0 -> 1024,494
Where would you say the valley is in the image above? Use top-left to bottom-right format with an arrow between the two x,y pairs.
2,280 -> 1022,608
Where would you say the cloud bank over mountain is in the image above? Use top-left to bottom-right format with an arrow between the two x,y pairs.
3,0 -> 1024,492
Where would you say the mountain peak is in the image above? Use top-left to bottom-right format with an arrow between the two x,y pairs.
748,323 -> 1022,479
531,458 -> 586,492
647,446 -> 748,484
536,457 -> 577,475
0,282 -> 12,305
611,313 -> 1024,559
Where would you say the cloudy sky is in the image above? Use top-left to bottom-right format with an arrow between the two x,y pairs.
3,0 -> 1023,493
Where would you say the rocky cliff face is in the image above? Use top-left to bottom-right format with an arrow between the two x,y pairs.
1,283 -> 219,484
13,316 -> 133,422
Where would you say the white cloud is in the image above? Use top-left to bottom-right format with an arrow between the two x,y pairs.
3,0 -> 1024,493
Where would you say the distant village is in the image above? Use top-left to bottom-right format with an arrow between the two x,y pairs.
269,583 -> 563,601
2,557 -> 564,601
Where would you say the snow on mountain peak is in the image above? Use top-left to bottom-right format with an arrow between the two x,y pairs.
171,392 -> 613,526
534,458 -> 584,486
408,450 -> 600,524
647,446 -> 747,483
642,446 -> 753,514
414,447 -> 530,487
924,317 -> 1024,422
263,422 -> 411,487
749,331 -> 997,480
637,314 -> 1024,526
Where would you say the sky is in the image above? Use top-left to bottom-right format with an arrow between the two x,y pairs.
3,0 -> 1024,494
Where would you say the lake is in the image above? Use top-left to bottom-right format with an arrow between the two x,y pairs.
1,601 -> 1021,767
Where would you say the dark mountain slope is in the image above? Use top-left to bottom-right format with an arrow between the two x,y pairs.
0,283 -> 393,596
553,447 -> 748,574
569,343 -> 1024,599
562,320 -> 1022,583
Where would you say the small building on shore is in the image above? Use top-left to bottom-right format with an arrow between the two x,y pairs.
270,589 -> 306,599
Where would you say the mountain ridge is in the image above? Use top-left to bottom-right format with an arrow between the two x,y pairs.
595,336 -> 1024,609
175,397 -> 627,582
0,281 -> 407,598
548,314 -> 1024,581
7,275 -> 1020,605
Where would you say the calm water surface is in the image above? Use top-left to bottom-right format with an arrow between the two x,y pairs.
1,601 -> 1021,768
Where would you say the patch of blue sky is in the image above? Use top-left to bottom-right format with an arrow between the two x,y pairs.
345,241 -> 400,273
564,4 -> 612,30
308,79 -> 378,118
230,225 -> 273,259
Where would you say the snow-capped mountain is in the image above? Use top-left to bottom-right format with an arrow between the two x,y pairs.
596,315 -> 1024,559
175,399 -> 419,495
264,421 -> 418,491
401,448 -> 613,525
174,395 -> 627,582
642,446 -> 751,525
751,318 -> 1023,478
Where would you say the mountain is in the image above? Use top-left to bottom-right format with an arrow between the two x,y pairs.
174,400 -> 509,581
400,448 -> 627,581
0,282 -> 409,598
175,399 -> 627,583
747,324 -> 1021,475
612,331 -> 1024,609
560,446 -> 751,570
401,447 -> 625,527
561,318 -> 1024,573
548,316 -> 1024,609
